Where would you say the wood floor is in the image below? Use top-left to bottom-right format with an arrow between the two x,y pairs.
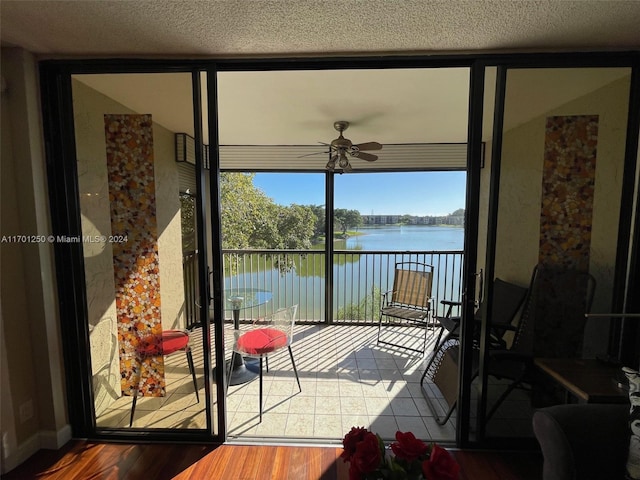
1,441 -> 542,480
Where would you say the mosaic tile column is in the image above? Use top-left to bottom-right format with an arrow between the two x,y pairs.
539,115 -> 599,270
104,114 -> 165,397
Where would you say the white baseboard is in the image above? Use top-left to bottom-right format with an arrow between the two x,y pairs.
1,424 -> 72,474
39,424 -> 72,449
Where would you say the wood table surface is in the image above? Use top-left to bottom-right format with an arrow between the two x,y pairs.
534,357 -> 629,403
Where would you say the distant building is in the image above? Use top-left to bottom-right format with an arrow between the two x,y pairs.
361,213 -> 464,226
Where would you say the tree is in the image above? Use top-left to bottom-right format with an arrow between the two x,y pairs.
307,204 -> 326,239
399,214 -> 413,225
334,208 -> 362,235
450,208 -> 465,217
220,172 -> 317,251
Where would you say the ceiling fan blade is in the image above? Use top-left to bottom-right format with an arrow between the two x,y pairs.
352,151 -> 378,162
353,142 -> 382,151
298,150 -> 330,158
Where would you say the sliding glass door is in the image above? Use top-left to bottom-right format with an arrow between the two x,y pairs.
55,70 -> 221,438
476,66 -> 634,444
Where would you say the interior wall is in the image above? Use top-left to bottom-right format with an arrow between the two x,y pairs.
72,78 -> 186,414
0,47 -> 69,474
495,71 -> 631,358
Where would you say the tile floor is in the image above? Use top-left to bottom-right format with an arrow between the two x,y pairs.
96,323 -> 533,442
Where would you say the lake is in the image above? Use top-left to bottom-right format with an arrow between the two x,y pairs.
342,225 -> 464,251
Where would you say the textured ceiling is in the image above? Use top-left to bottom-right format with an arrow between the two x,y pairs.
2,0 -> 640,57
2,1 -> 639,148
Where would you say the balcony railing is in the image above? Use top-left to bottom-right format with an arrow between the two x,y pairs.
210,249 -> 463,324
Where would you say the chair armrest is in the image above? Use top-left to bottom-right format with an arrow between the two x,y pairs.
381,290 -> 393,306
440,300 -> 462,307
439,300 -> 462,318
533,404 -> 629,480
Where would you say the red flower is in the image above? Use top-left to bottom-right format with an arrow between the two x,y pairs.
351,432 -> 383,477
422,444 -> 460,480
341,426 -> 369,462
390,430 -> 429,462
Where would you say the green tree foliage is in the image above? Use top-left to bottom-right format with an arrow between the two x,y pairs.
307,204 -> 326,239
337,287 -> 382,321
334,208 -> 362,235
220,172 -> 317,272
450,208 -> 465,216
399,214 -> 413,225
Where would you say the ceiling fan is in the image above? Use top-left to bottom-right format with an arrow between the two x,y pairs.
311,121 -> 383,172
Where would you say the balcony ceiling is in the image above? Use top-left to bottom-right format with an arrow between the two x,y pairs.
2,1 -> 639,147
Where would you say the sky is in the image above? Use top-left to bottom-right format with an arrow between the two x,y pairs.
252,171 -> 466,216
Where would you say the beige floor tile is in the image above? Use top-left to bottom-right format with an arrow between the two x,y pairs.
369,415 -> 399,440
263,395 -> 293,415
314,414 -> 343,438
164,393 -> 201,411
396,416 -> 430,439
96,408 -> 130,428
339,382 -> 364,397
228,411 -> 259,435
284,413 -> 315,436
364,396 -> 394,416
340,396 -> 368,415
315,396 -> 342,415
95,325 -> 460,444
297,380 -> 318,396
179,410 -> 207,429
254,413 -> 289,436
389,397 -> 420,417
316,381 -> 340,396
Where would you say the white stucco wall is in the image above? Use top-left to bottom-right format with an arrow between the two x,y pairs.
72,77 -> 187,415
494,69 -> 632,358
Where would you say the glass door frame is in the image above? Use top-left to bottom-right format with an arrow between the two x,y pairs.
40,52 -> 640,446
40,62 -> 224,442
471,59 -> 640,448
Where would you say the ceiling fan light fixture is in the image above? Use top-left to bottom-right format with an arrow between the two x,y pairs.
338,154 -> 350,169
326,159 -> 336,171
314,121 -> 383,172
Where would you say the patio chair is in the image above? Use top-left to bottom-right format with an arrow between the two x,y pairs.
227,305 -> 301,422
423,277 -> 529,375
420,274 -> 531,425
129,329 -> 199,427
422,263 -> 596,425
377,262 -> 434,355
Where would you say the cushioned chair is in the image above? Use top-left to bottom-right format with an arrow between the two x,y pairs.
228,305 -> 301,422
533,404 -> 629,480
129,329 -> 199,427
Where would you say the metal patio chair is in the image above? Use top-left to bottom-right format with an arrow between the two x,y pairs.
377,261 -> 434,355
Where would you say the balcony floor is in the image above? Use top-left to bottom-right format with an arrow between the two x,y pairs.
97,323 -> 532,442
225,323 -> 455,442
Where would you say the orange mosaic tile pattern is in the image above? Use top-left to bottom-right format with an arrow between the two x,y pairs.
539,115 -> 598,270
104,114 -> 165,397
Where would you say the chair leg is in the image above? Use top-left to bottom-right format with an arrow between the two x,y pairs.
259,356 -> 263,423
420,327 -> 452,386
226,349 -> 236,397
185,348 -> 199,403
129,384 -> 139,427
485,374 -> 527,422
376,313 -> 384,345
288,346 -> 302,393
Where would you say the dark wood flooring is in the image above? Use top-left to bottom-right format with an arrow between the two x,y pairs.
1,441 -> 542,480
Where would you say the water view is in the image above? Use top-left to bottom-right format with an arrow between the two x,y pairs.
343,225 -> 464,251
224,225 -> 465,321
